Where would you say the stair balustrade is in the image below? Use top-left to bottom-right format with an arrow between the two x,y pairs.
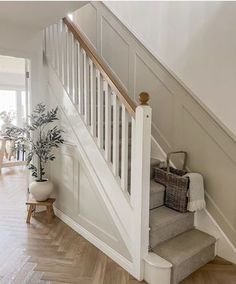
44,17 -> 152,279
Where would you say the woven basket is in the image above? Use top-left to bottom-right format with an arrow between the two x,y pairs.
154,151 -> 189,213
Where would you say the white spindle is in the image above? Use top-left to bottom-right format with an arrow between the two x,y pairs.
83,51 -> 89,124
54,24 -> 59,74
48,26 -> 52,66
63,24 -> 68,90
44,28 -> 49,58
49,25 -> 54,68
104,81 -> 111,161
53,24 -> 57,71
67,32 -> 73,97
73,39 -> 78,105
89,59 -> 96,136
58,21 -> 63,81
97,70 -> 104,149
112,94 -> 120,176
121,105 -> 128,191
66,30 -> 70,94
71,35 -> 76,103
77,43 -> 83,114
60,21 -> 65,84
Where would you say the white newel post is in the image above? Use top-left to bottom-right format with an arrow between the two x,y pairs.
131,93 -> 152,280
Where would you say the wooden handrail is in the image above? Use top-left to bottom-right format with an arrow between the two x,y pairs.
63,17 -> 136,117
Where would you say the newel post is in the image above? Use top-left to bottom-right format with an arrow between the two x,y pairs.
131,92 -> 152,280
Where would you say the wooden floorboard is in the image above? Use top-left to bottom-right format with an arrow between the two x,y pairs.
0,167 -> 236,283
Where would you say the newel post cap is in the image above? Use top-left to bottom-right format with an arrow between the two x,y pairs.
139,92 -> 150,105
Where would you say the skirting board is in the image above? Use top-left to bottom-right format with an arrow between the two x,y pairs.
195,208 -> 236,264
54,207 -> 135,276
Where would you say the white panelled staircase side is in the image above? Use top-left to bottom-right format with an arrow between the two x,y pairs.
44,18 -> 153,281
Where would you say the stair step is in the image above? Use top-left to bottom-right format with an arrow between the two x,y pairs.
153,229 -> 216,284
150,158 -> 161,179
150,180 -> 165,209
149,206 -> 194,248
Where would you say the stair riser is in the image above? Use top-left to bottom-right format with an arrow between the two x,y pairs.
150,159 -> 161,179
172,244 -> 215,284
150,166 -> 156,180
149,191 -> 164,209
150,214 -> 194,248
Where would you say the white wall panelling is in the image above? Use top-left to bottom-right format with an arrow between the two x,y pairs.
104,1 -> 236,138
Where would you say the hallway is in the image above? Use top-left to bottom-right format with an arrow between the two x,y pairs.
0,167 -> 145,283
0,167 -> 236,283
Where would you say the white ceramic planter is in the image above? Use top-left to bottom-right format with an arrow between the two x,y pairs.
29,180 -> 54,201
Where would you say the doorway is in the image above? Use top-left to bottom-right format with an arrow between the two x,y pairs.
0,55 -> 30,130
0,54 -> 30,174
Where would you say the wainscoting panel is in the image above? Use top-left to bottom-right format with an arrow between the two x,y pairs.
101,17 -> 129,90
75,3 -> 98,49
134,54 -> 174,151
51,145 -> 78,220
73,1 -> 236,247
77,164 -> 131,260
48,86 -> 132,262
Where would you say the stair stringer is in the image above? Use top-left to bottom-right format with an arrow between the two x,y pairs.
47,66 -> 138,275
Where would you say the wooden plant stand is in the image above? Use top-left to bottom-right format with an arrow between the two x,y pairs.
26,198 -> 56,224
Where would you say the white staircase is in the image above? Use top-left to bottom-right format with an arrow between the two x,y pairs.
44,16 -> 216,284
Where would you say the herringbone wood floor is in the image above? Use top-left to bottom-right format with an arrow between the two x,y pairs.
0,167 -> 236,283
0,167 -> 145,283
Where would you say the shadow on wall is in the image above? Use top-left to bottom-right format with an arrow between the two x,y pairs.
171,2 -> 236,136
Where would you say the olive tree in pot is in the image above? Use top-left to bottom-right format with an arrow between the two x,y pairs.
6,103 -> 64,201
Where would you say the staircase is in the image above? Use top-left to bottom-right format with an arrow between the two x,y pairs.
149,162 -> 216,283
44,16 -> 216,284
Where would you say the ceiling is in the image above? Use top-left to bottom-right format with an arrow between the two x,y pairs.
0,1 -> 88,31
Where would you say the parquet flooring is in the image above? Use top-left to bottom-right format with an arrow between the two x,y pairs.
0,167 -> 145,284
0,167 -> 236,284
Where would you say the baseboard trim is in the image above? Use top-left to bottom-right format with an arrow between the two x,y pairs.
195,208 -> 236,264
54,207 -> 135,275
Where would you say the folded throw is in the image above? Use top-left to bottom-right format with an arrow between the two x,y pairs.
184,173 -> 206,212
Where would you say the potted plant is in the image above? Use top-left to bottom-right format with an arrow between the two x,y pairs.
6,103 -> 64,201
0,110 -> 15,133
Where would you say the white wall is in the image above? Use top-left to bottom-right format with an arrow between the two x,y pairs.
104,1 -> 236,136
0,23 -> 48,108
0,1 -> 88,110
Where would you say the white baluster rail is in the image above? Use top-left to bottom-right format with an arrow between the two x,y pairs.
44,17 -> 152,280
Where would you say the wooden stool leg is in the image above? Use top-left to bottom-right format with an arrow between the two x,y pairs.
50,205 -> 55,217
47,205 -> 52,223
26,205 -> 33,223
32,204 -> 36,216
